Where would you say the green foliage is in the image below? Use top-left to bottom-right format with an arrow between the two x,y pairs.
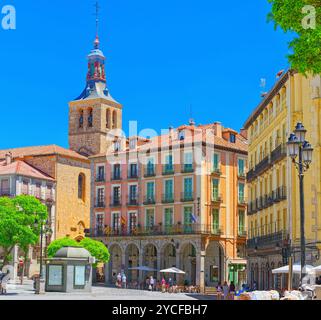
46,237 -> 110,267
0,195 -> 48,265
268,0 -> 321,74
47,237 -> 80,258
80,238 -> 110,266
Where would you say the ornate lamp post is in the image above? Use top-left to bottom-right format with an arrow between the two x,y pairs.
287,122 -> 313,284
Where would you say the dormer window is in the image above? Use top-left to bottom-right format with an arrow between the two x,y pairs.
114,141 -> 121,152
79,110 -> 84,128
230,133 -> 236,143
88,109 -> 93,128
129,139 -> 137,150
178,130 -> 185,141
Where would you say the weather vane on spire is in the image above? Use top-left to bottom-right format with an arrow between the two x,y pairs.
94,1 -> 100,49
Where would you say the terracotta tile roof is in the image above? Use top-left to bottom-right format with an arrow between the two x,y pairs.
0,160 -> 55,181
90,122 -> 248,158
0,145 -> 88,161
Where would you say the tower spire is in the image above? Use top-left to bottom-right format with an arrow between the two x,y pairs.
94,1 -> 100,49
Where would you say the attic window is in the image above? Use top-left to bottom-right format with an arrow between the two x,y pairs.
178,130 -> 185,141
230,134 -> 236,143
129,139 -> 137,150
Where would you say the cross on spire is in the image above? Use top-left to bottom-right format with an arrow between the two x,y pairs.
95,1 -> 100,37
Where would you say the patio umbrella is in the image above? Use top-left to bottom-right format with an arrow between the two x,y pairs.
272,263 -> 313,274
310,265 -> 321,274
128,266 -> 158,272
160,267 -> 186,274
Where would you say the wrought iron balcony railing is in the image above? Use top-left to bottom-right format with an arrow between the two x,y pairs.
181,192 -> 194,202
162,194 -> 174,204
181,165 -> 194,173
110,198 -> 121,207
143,196 -> 156,205
162,165 -> 175,175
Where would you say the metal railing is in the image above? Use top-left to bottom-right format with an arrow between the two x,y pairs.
110,197 -> 121,207
271,144 -> 287,164
181,192 -> 194,202
247,230 -> 286,249
96,176 -> 105,182
143,196 -> 156,205
95,202 -> 106,208
181,165 -> 194,173
161,194 -> 174,204
144,167 -> 156,177
162,165 -> 175,175
88,224 -> 223,238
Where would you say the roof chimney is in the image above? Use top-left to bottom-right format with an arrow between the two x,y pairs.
5,152 -> 12,165
213,122 -> 222,138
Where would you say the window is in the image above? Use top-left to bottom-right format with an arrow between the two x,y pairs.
146,182 -> 155,200
113,164 -> 121,180
213,153 -> 219,172
183,207 -> 194,233
239,210 -> 245,234
96,214 -> 104,233
97,166 -> 105,181
178,130 -> 185,140
78,174 -> 85,201
183,152 -> 193,171
112,213 -> 120,232
129,139 -> 137,150
0,179 -> 9,196
88,109 -> 93,127
146,158 -> 155,175
164,208 -> 174,231
238,183 -> 245,203
129,212 -> 138,232
79,110 -> 84,128
114,141 -> 121,152
129,163 -> 138,178
35,183 -> 41,199
212,209 -> 220,233
112,110 -> 117,129
22,180 -> 29,195
112,186 -> 121,205
165,154 -> 174,172
129,185 -> 138,204
212,179 -> 220,201
238,159 -> 245,176
164,180 -> 174,200
230,134 -> 236,143
97,188 -> 105,206
106,109 -> 111,129
184,177 -> 193,199
146,209 -> 155,229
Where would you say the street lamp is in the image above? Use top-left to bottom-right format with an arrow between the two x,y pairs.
287,122 -> 314,285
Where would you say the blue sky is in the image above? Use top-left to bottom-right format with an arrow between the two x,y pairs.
0,0 -> 293,149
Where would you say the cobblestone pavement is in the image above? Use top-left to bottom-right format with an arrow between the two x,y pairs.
0,281 -> 212,300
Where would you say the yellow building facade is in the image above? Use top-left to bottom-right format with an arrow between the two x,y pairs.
244,71 -> 321,290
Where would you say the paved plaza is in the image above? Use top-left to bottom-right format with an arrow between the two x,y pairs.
0,280 -> 212,300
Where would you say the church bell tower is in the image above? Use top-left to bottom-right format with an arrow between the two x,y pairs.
69,27 -> 122,157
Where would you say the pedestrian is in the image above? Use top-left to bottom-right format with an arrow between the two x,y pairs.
122,273 -> 127,289
253,280 -> 257,291
150,276 -> 155,291
229,281 -> 236,293
146,277 -> 150,290
222,281 -> 229,300
116,273 -> 122,288
161,277 -> 166,293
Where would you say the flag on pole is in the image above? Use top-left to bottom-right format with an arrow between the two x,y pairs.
190,213 -> 198,224
121,216 -> 126,226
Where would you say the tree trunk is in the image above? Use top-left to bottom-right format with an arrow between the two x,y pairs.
2,246 -> 14,267
20,247 -> 29,285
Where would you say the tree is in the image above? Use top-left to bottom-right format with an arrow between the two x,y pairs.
268,0 -> 321,74
80,238 -> 110,267
47,237 -> 81,258
47,237 -> 110,267
0,196 -> 48,270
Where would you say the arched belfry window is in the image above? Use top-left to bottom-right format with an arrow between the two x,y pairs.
78,173 -> 86,201
79,110 -> 84,128
106,109 -> 111,129
88,109 -> 93,128
112,110 -> 117,129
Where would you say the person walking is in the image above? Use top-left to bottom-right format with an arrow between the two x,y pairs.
161,277 -> 166,293
150,276 -> 155,291
146,277 -> 150,290
116,273 -> 122,288
222,281 -> 229,300
122,273 -> 127,289
229,281 -> 236,293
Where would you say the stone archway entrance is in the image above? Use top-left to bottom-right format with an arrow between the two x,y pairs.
125,244 -> 140,283
180,243 -> 197,286
162,243 -> 176,270
143,244 -> 158,280
108,244 -> 122,284
205,241 -> 224,287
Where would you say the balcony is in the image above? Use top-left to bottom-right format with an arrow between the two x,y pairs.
110,198 -> 121,207
238,172 -> 246,180
128,172 -> 138,179
211,194 -> 223,205
111,174 -> 122,181
143,196 -> 156,205
211,168 -> 222,176
238,197 -> 247,207
96,176 -> 105,183
247,200 -> 257,215
88,224 -> 219,238
162,165 -> 175,176
246,156 -> 272,182
162,194 -> 174,204
271,144 -> 287,164
246,168 -> 256,182
144,168 -> 156,178
273,186 -> 287,203
181,165 -> 194,173
247,230 -> 286,250
95,202 -> 106,209
238,230 -> 247,238
181,192 -> 194,202
127,197 -> 139,206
